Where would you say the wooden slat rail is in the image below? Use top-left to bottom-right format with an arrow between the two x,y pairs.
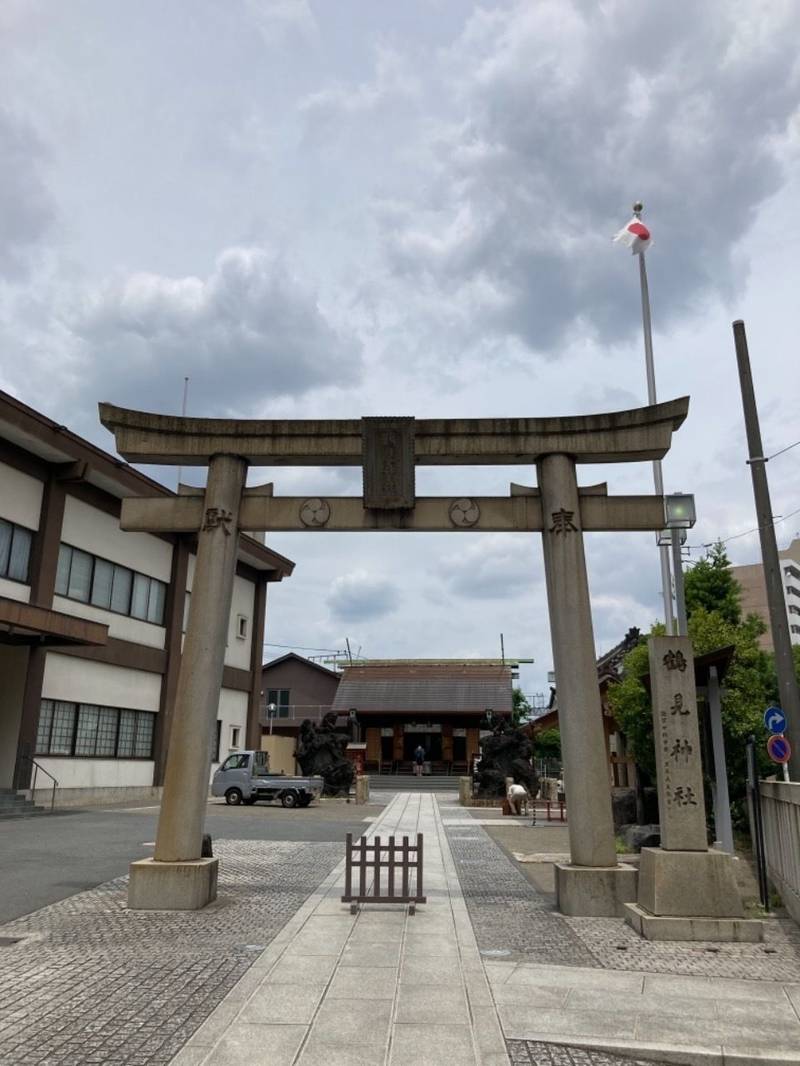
342,833 -> 426,913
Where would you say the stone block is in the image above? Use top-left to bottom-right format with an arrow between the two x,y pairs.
637,847 -> 743,917
458,777 -> 472,806
555,862 -> 637,917
611,788 -> 637,829
623,902 -> 763,942
622,824 -> 661,852
128,857 -> 218,910
355,776 -> 369,805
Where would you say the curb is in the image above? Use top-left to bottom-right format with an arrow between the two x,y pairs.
536,1035 -> 800,1066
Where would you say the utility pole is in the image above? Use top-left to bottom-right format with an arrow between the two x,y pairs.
733,320 -> 800,778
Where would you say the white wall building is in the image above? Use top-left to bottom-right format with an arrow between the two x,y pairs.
731,537 -> 800,651
0,390 -> 294,805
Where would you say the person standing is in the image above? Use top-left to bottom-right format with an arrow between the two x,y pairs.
413,743 -> 425,777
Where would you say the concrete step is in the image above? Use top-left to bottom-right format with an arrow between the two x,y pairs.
368,775 -> 461,791
0,805 -> 48,819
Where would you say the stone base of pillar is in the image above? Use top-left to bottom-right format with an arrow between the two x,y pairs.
459,777 -> 472,806
637,847 -> 743,917
355,775 -> 370,805
555,862 -> 637,917
128,857 -> 218,911
623,902 -> 762,942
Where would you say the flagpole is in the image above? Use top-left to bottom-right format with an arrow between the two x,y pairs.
633,201 -> 675,635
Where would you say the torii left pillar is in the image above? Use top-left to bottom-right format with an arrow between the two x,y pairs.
129,454 -> 247,910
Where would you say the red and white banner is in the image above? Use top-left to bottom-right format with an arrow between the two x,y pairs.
613,217 -> 652,255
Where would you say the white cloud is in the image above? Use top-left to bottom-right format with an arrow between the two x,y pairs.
0,108 -> 53,279
64,247 -> 363,416
373,0 -> 800,353
326,568 -> 402,622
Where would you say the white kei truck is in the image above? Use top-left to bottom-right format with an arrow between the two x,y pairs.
211,750 -> 324,809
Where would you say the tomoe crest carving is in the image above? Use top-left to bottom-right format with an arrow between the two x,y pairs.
449,497 -> 480,528
300,498 -> 331,527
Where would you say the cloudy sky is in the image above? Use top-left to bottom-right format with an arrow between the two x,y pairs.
2,1 -> 799,703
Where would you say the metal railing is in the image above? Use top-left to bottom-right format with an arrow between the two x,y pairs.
259,705 -> 334,726
759,779 -> 800,923
23,756 -> 59,812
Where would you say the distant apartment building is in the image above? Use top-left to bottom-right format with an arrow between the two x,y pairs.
0,390 -> 294,805
731,537 -> 800,651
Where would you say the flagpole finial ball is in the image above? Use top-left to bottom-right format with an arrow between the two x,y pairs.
632,200 -> 644,215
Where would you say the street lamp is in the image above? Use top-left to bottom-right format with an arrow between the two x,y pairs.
348,707 -> 358,743
484,707 -> 494,729
658,493 -> 697,636
267,701 -> 278,736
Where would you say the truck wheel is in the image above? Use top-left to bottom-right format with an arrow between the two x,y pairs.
244,796 -> 257,806
281,790 -> 299,809
299,795 -> 312,808
225,788 -> 244,806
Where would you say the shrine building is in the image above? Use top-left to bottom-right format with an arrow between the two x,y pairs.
330,660 -> 515,775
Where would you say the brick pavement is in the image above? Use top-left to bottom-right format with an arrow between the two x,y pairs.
0,840 -> 341,1066
507,1042 -> 663,1066
443,808 -> 800,982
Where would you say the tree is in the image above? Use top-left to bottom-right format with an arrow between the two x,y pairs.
534,726 -> 561,762
684,541 -> 741,625
607,608 -> 774,827
512,688 -> 531,726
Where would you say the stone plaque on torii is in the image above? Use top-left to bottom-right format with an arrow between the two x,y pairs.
99,398 -> 687,914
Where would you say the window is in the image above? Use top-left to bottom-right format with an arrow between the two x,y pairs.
35,700 -> 156,759
74,704 -> 100,756
0,517 -> 33,584
56,543 -> 166,624
220,753 -> 249,771
267,689 -> 291,718
785,565 -> 800,581
236,614 -> 248,640
230,726 -> 241,749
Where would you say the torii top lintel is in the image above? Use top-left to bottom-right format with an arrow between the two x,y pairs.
98,397 -> 688,468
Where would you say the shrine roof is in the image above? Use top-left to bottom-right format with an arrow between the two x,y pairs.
331,662 -> 513,715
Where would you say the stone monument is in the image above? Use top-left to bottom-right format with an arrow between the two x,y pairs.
623,635 -> 762,941
475,720 -> 538,798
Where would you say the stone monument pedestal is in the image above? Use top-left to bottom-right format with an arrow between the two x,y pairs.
623,847 -> 762,941
128,857 -> 218,911
556,862 -> 638,917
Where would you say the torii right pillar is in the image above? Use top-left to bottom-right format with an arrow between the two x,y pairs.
539,452 -> 637,916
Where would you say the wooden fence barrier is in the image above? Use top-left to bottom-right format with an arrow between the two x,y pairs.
341,833 -> 426,913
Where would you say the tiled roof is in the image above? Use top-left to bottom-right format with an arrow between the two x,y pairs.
331,663 -> 513,715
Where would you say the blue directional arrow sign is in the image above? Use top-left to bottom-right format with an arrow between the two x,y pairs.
764,706 -> 787,734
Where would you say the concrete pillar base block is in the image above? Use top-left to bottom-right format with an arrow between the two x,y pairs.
638,847 -> 743,917
555,862 -> 637,917
128,857 -> 218,911
623,902 -> 763,942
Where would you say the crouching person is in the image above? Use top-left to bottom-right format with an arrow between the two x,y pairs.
506,781 -> 530,816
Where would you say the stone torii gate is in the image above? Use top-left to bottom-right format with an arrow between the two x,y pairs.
99,397 -> 689,915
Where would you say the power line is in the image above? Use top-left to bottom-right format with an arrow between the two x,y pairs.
765,438 -> 800,462
263,641 -> 344,653
687,503 -> 800,551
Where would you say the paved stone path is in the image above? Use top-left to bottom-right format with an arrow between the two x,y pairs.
441,799 -> 800,1063
173,791 -> 509,1066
